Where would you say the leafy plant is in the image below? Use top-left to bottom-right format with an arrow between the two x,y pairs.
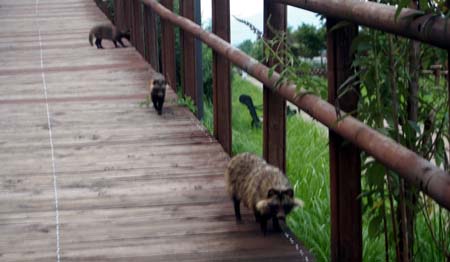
348,8 -> 449,261
139,95 -> 152,108
177,91 -> 197,114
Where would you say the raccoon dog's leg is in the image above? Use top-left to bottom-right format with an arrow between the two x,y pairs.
254,209 -> 261,222
232,196 -> 242,222
118,38 -> 126,47
95,38 -> 103,49
112,40 -> 118,48
152,94 -> 162,115
272,217 -> 281,232
260,217 -> 268,236
158,97 -> 165,115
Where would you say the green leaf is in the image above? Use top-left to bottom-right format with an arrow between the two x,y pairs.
328,21 -> 352,33
395,0 -> 409,21
368,213 -> 383,238
365,162 -> 385,190
268,66 -> 275,78
350,34 -> 372,55
408,120 -> 421,134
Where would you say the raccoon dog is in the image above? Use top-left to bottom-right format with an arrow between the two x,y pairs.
225,153 -> 304,235
88,24 -> 130,49
147,73 -> 167,115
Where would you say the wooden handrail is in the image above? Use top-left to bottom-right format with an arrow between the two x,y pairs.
142,0 -> 450,211
275,0 -> 450,50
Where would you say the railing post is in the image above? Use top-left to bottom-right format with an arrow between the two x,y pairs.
131,0 -> 144,55
212,0 -> 231,154
180,0 -> 203,119
114,0 -> 122,26
143,3 -> 160,71
160,0 -> 176,90
123,0 -> 132,32
263,0 -> 286,172
327,18 -> 362,262
444,50 -> 450,168
130,0 -> 137,46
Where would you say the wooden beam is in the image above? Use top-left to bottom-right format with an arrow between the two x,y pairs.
160,0 -> 176,90
212,0 -> 231,154
123,0 -> 132,31
263,0 -> 286,172
327,18 -> 362,262
131,0 -> 144,56
143,4 -> 160,71
130,0 -> 137,46
114,0 -> 125,29
180,0 -> 203,119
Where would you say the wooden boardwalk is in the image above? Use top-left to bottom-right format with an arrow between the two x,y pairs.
0,0 -> 312,261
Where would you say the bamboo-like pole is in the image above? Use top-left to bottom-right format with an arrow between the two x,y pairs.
142,0 -> 450,211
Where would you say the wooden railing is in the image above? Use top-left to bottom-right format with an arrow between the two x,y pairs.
98,1 -> 450,261
94,0 -> 114,22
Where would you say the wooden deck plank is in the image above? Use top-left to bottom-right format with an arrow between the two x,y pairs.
0,0 -> 312,261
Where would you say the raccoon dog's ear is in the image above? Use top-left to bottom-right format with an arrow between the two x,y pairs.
267,188 -> 277,197
293,198 -> 305,208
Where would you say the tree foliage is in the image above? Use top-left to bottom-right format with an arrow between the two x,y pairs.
288,24 -> 326,59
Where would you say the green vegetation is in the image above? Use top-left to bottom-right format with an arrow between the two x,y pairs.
288,24 -> 326,60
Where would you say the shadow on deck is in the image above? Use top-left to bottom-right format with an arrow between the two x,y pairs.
0,0 -> 312,260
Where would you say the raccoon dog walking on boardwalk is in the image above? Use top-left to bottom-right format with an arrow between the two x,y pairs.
147,73 -> 167,115
225,153 -> 304,235
88,24 -> 130,49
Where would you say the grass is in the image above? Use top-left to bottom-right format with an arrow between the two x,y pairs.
201,73 -> 448,262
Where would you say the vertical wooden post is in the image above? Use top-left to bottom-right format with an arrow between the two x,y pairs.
212,0 -> 231,154
114,0 -> 121,27
447,51 -> 450,168
143,4 -> 160,71
327,18 -> 361,262
180,0 -> 203,119
160,0 -> 176,90
263,0 -> 286,172
123,0 -> 132,32
132,0 -> 144,56
130,0 -> 137,46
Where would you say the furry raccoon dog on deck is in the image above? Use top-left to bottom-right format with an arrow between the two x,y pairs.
88,24 -> 130,49
147,73 -> 167,115
225,153 -> 304,235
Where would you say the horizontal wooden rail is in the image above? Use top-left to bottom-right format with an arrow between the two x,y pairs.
143,0 -> 450,210
274,0 -> 450,50
94,0 -> 114,22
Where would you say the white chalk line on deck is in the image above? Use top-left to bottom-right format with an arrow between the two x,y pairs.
35,1 -> 61,262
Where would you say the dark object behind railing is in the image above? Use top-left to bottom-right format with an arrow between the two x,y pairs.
239,94 -> 261,128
